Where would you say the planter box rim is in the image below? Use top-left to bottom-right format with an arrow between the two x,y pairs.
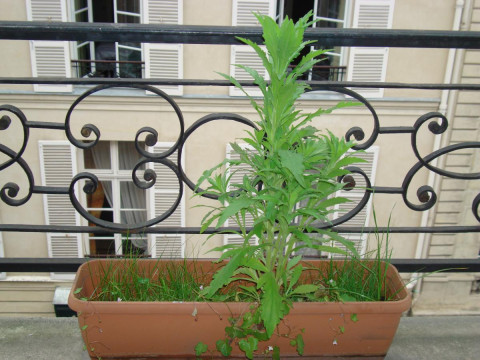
68,258 -> 411,314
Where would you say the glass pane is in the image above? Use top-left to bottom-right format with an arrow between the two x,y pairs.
117,13 -> 140,24
83,141 -> 111,169
75,8 -> 88,22
119,47 -> 142,78
118,141 -> 144,169
92,0 -> 114,23
317,0 -> 345,28
119,42 -> 141,50
89,237 -> 116,257
76,42 -> 91,77
94,42 -> 117,78
122,235 -> 146,256
74,0 -> 87,11
120,182 -> 146,210
87,180 -> 113,211
120,210 -> 147,224
117,0 -> 140,14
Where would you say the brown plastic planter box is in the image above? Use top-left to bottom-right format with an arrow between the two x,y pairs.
68,259 -> 411,359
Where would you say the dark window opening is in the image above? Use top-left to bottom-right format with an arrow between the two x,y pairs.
278,0 -> 347,81
72,0 -> 143,79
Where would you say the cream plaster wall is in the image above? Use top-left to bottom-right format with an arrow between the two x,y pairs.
0,0 -> 458,99
0,0 -> 32,92
0,93 -> 439,262
1,0 -> 477,316
384,0 -> 455,99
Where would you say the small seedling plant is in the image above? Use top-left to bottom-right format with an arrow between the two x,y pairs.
194,11 -> 366,359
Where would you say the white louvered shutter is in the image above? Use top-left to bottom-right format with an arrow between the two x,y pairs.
144,0 -> 183,95
224,144 -> 258,246
330,147 -> 379,257
230,0 -> 274,97
27,0 -> 72,92
148,144 -> 185,258
347,0 -> 394,98
39,141 -> 82,279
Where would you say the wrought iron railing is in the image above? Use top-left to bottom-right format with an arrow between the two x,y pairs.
71,59 -> 145,79
0,21 -> 479,273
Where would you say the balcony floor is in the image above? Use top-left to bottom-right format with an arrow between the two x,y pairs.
0,315 -> 479,359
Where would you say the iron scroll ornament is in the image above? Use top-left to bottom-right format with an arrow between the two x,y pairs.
0,105 -> 35,206
65,84 -> 186,231
1,83 -> 479,231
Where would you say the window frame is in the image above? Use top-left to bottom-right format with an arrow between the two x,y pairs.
81,141 -> 148,257
276,0 -> 351,82
68,0 -> 145,79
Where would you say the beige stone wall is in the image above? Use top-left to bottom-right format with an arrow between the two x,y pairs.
1,0 -> 477,316
414,0 -> 480,313
0,92 -> 439,258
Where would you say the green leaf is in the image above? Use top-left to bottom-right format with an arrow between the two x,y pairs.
272,346 -> 280,360
291,284 -> 319,295
194,342 -> 208,356
216,198 -> 254,228
351,313 -> 359,323
74,287 -> 82,294
216,339 -> 232,357
241,257 -> 268,273
339,325 -> 345,334
279,150 -> 306,187
260,272 -> 285,337
286,255 -> 302,271
295,334 -> 305,355
340,294 -> 358,302
202,247 -> 248,298
81,325 -> 88,331
316,196 -> 350,210
287,264 -> 302,294
239,336 -> 259,359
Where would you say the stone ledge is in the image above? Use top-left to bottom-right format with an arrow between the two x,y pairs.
0,316 -> 478,359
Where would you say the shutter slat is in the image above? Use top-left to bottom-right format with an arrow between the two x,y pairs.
40,142 -> 81,260
145,44 -> 183,95
147,0 -> 181,25
348,0 -> 394,98
154,235 -> 183,258
29,0 -> 65,21
28,0 -> 71,92
231,0 -> 273,96
149,144 -> 184,257
233,0 -> 272,26
144,0 -> 183,95
330,148 -> 379,257
50,235 -> 79,258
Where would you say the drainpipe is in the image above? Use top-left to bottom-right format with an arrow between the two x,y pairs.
409,0 -> 466,308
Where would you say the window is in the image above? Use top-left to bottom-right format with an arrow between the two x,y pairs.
27,0 -> 184,94
274,0 -> 396,98
83,141 -> 148,256
40,140 -> 186,268
72,0 -> 143,78
277,0 -> 348,81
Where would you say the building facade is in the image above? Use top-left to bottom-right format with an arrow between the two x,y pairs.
0,0 -> 478,315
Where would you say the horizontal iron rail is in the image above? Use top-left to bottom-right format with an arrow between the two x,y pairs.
0,225 -> 478,234
71,59 -> 145,64
0,257 -> 479,273
1,21 -> 480,49
2,77 -> 480,91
